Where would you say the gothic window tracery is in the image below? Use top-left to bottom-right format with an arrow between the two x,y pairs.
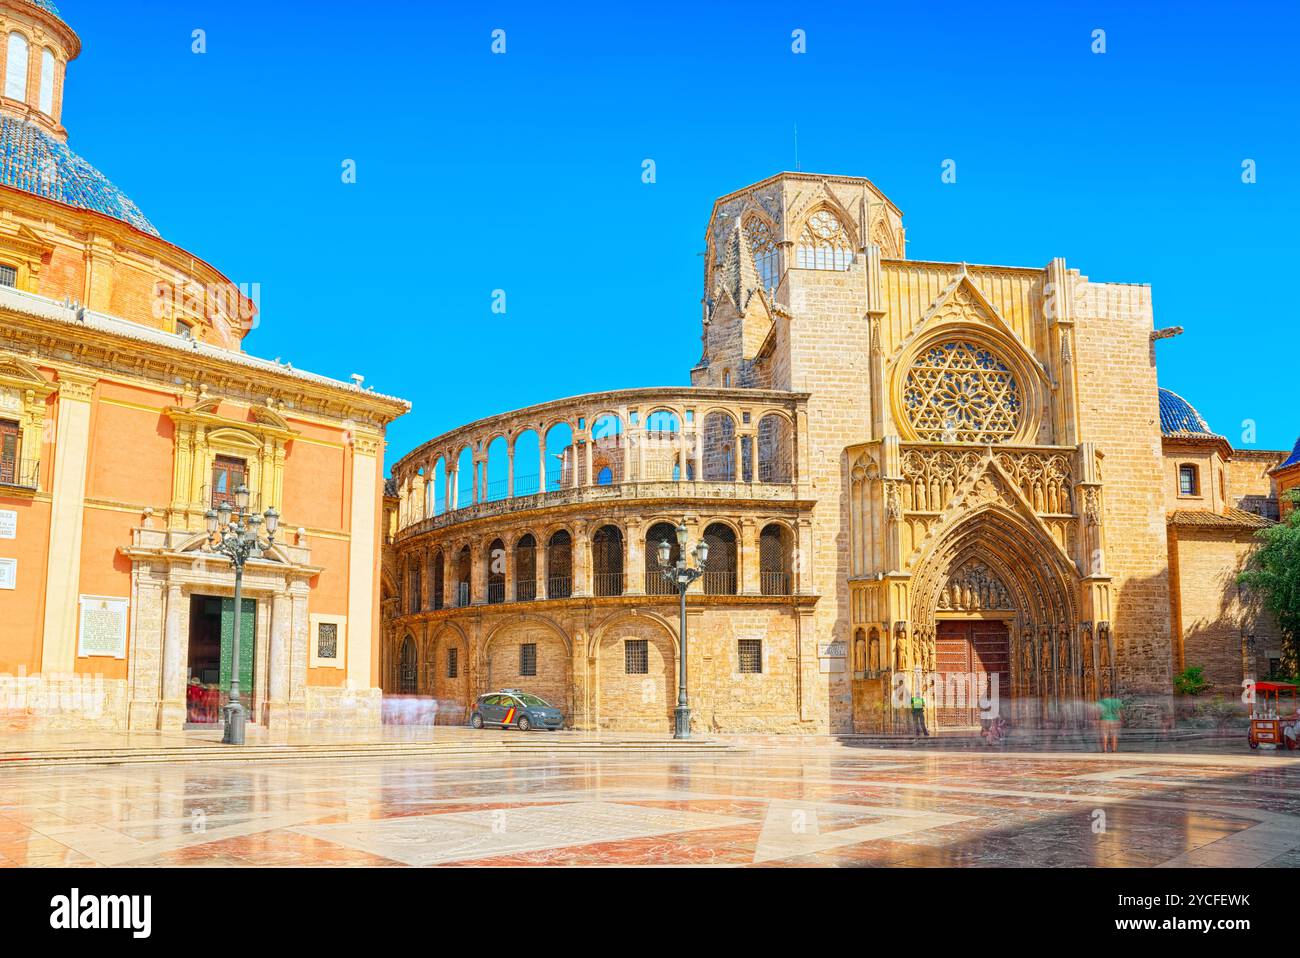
903,341 -> 1022,443
746,215 -> 780,290
796,209 -> 853,270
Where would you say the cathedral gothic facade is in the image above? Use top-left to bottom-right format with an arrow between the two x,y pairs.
384,171 -> 1290,734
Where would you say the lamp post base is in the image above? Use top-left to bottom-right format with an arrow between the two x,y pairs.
223,701 -> 247,745
674,704 -> 691,740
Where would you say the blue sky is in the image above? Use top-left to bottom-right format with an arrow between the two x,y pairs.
60,0 -> 1299,466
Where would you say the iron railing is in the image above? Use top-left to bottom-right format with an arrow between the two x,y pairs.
455,582 -> 470,607
0,456 -> 38,490
515,579 -> 537,602
760,571 -> 792,596
593,572 -> 625,597
644,570 -> 676,596
487,580 -> 506,604
547,575 -> 572,600
702,570 -> 737,596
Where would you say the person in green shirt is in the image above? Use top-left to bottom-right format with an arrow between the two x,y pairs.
1097,696 -> 1123,752
910,690 -> 929,737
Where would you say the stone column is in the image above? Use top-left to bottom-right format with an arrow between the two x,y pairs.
573,520 -> 591,597
507,444 -> 515,497
795,517 -> 814,594
266,590 -> 292,730
534,539 -> 546,601
622,414 -> 633,482
346,433 -> 382,693
41,373 -> 97,674
538,440 -> 547,492
471,542 -> 486,605
626,519 -> 646,596
158,581 -> 187,730
740,518 -> 759,595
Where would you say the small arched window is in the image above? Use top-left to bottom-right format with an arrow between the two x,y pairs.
796,209 -> 854,270
5,34 -> 29,102
38,47 -> 54,115
596,465 -> 613,485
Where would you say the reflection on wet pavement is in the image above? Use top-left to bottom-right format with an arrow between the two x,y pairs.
1,748 -> 1298,867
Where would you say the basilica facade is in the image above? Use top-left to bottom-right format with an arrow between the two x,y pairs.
384,171 -> 1290,734
0,0 -> 407,731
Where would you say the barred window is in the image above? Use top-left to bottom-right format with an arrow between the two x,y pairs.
625,639 -> 648,675
519,642 -> 537,676
738,639 -> 763,674
317,623 -> 338,659
0,265 -> 17,288
447,647 -> 458,679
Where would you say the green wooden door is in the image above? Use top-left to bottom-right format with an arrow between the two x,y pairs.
219,598 -> 256,705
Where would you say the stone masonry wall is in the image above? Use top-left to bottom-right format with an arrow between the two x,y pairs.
1074,280 -> 1173,694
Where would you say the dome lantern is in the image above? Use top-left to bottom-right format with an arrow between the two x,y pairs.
0,0 -> 79,140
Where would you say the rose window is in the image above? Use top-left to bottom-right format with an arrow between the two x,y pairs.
903,341 -> 1022,443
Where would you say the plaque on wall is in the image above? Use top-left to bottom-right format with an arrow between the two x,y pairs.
0,509 -> 15,540
77,595 -> 129,658
0,557 -> 14,590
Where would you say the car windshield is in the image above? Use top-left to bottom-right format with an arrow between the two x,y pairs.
516,694 -> 549,707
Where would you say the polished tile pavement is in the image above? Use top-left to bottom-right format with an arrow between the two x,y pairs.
1,745 -> 1297,867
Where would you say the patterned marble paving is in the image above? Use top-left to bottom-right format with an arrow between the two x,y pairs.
0,747 -> 1297,867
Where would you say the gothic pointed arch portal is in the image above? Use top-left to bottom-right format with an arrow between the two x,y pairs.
907,499 -> 1088,723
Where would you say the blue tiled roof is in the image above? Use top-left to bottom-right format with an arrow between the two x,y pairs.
0,115 -> 158,236
1279,437 -> 1300,471
27,1 -> 62,18
1158,387 -> 1219,439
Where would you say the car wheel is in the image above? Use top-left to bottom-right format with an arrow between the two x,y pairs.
517,715 -> 532,732
470,713 -> 484,729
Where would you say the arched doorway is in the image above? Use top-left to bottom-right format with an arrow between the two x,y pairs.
398,635 -> 418,694
908,496 -> 1083,729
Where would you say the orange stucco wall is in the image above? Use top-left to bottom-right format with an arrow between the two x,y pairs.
74,504 -> 135,680
0,492 -> 50,673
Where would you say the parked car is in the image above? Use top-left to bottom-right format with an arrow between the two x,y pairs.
469,690 -> 564,731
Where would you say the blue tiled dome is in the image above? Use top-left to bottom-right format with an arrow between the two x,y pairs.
0,114 -> 157,235
1279,438 -> 1300,471
1158,387 -> 1218,438
26,1 -> 63,19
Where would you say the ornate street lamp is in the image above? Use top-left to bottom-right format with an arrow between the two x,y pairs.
657,520 -> 709,740
204,485 -> 279,745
